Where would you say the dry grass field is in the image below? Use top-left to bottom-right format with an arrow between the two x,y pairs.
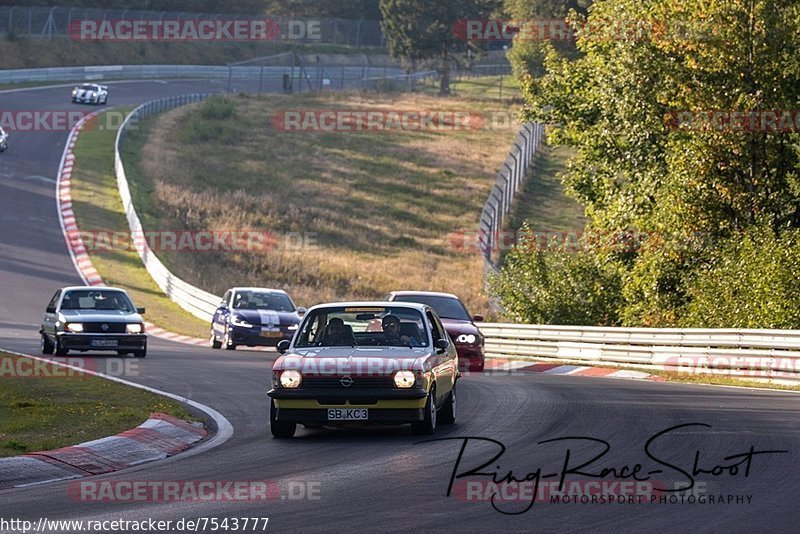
121,91 -> 522,315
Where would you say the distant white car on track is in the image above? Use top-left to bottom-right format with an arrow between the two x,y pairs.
0,127 -> 7,151
71,83 -> 108,105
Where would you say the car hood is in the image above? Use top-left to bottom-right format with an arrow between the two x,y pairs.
74,88 -> 92,96
275,347 -> 430,374
230,309 -> 300,326
59,309 -> 143,323
440,318 -> 481,337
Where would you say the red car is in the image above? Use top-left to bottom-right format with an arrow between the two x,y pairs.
387,291 -> 485,371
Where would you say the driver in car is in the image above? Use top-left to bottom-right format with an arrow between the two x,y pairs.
381,315 -> 416,346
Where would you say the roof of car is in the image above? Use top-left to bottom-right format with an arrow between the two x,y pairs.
229,287 -> 289,294
59,285 -> 126,293
306,301 -> 429,312
389,290 -> 461,300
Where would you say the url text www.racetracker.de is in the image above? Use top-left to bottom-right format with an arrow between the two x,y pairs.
0,517 -> 270,533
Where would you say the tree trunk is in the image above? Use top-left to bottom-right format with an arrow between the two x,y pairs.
438,64 -> 451,96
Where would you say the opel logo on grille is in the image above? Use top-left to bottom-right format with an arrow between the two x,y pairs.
339,376 -> 354,388
101,324 -> 109,331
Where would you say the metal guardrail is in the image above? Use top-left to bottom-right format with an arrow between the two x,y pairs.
0,64 -> 405,85
115,94 -> 220,323
480,323 -> 800,380
478,122 -> 545,274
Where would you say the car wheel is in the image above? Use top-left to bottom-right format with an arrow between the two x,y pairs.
223,328 -> 236,350
54,337 -> 68,357
412,385 -> 437,435
270,400 -> 296,439
41,334 -> 54,355
133,349 -> 146,358
439,383 -> 456,425
210,329 -> 222,349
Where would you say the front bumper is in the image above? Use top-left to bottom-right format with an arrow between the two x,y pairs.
270,395 -> 428,424
57,333 -> 147,352
229,325 -> 295,346
455,344 -> 485,370
268,387 -> 427,403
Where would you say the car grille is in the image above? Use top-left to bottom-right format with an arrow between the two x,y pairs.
81,322 -> 128,334
302,376 -> 394,389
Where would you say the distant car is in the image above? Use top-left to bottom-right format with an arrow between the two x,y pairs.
40,286 -> 146,357
387,291 -> 485,371
268,302 -> 458,438
0,127 -> 8,151
71,83 -> 108,105
210,287 -> 306,350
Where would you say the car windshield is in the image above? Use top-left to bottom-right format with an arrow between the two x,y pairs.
79,84 -> 97,90
295,306 -> 429,348
391,295 -> 471,321
232,291 -> 294,311
60,290 -> 135,312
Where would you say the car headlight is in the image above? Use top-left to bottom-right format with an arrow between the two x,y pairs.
279,370 -> 302,388
393,370 -> 416,389
457,334 -> 477,344
66,323 -> 84,333
126,323 -> 144,334
231,316 -> 253,328
287,324 -> 298,331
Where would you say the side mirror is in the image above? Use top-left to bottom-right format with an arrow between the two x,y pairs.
277,340 -> 291,354
46,306 -> 56,314
472,315 -> 484,322
137,307 -> 146,314
297,307 -> 307,316
434,338 -> 450,353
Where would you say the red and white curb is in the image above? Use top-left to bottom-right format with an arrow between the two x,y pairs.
0,413 -> 206,490
483,358 -> 663,382
143,323 -> 208,346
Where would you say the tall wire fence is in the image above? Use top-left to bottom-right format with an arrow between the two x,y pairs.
0,4 -> 384,46
479,123 -> 546,276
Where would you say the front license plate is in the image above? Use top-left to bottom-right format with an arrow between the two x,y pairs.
90,339 -> 118,348
327,408 -> 368,421
260,330 -> 283,338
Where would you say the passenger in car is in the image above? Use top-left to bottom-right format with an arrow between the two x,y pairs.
322,317 -> 355,346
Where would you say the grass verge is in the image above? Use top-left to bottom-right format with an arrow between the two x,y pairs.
489,357 -> 800,392
122,90 -> 522,315
0,353 -> 194,457
70,108 -> 212,338
505,144 -> 585,235
646,369 -> 800,392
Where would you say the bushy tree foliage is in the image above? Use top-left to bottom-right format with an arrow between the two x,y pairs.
380,0 -> 500,95
683,228 -> 800,329
490,224 -> 623,325
495,0 -> 800,327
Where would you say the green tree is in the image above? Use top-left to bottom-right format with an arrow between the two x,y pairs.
504,0 -> 591,78
380,0 -> 500,95
682,227 -> 800,329
490,224 -> 623,325
513,0 -> 800,325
